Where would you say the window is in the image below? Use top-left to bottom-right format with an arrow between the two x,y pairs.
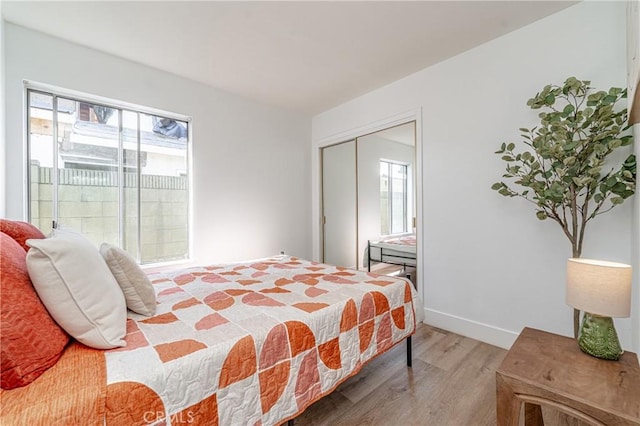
380,160 -> 407,235
27,87 -> 190,265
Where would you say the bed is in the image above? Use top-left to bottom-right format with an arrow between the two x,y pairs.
365,234 -> 417,272
1,221 -> 419,426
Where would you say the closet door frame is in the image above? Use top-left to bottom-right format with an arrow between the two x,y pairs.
314,108 -> 423,300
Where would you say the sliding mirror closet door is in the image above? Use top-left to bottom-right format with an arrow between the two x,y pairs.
357,122 -> 416,271
322,141 -> 357,268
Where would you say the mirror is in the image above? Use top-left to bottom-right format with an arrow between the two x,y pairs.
321,122 -> 416,275
357,122 -> 416,273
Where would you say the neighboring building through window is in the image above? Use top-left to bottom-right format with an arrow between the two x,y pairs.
379,160 -> 408,236
27,87 -> 190,265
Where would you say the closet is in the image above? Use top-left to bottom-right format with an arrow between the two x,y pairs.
321,121 -> 416,270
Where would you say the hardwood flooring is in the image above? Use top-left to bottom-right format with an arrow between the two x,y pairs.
293,324 -> 589,426
294,323 -> 505,426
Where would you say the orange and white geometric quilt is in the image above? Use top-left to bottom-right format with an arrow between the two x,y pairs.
104,256 -> 417,425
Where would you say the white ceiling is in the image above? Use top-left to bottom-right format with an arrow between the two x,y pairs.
2,1 -> 576,115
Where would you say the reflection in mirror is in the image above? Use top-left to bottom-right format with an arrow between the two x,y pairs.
380,160 -> 408,235
357,122 -> 416,272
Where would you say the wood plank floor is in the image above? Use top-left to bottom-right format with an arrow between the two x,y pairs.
293,324 -> 587,426
293,323 -> 505,425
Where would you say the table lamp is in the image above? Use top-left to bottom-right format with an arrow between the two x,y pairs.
566,258 -> 632,360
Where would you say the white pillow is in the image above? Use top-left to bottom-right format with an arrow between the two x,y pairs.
26,228 -> 127,349
100,243 -> 156,316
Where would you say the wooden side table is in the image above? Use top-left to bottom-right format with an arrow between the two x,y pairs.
496,327 -> 640,426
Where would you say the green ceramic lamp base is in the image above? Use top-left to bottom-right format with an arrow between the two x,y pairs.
578,312 -> 623,361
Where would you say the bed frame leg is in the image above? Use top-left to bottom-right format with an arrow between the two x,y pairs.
287,420 -> 294,426
406,336 -> 412,367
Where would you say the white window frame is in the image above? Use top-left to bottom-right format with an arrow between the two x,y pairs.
24,81 -> 193,267
380,159 -> 408,236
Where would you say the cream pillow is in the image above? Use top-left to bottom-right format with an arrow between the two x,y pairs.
26,228 -> 127,349
100,243 -> 156,316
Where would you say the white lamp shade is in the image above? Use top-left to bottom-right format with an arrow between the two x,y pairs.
566,258 -> 632,317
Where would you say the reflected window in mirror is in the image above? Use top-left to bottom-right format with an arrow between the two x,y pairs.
380,161 -> 408,236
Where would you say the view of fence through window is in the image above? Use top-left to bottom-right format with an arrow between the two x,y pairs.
28,89 -> 190,264
380,160 -> 408,236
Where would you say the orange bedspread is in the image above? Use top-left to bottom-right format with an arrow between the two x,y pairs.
0,342 -> 106,425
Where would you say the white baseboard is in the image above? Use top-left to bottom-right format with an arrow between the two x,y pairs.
423,308 -> 519,350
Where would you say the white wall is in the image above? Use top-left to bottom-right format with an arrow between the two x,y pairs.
1,13 -> 6,217
313,2 -> 636,349
4,24 -> 312,264
634,124 -> 640,359
628,0 -> 640,363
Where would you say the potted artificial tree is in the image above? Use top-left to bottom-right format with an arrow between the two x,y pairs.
491,77 -> 636,337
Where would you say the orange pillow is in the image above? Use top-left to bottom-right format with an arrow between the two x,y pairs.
0,232 -> 69,389
0,219 -> 45,251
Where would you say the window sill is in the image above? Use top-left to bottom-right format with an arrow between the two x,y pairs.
141,258 -> 195,274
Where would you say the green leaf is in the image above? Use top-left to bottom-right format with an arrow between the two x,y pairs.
507,142 -> 515,151
608,139 -> 622,149
609,87 -> 622,96
587,166 -> 602,176
612,182 -> 628,193
623,154 -> 636,168
491,182 -> 503,190
536,211 -> 547,220
563,141 -> 578,151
